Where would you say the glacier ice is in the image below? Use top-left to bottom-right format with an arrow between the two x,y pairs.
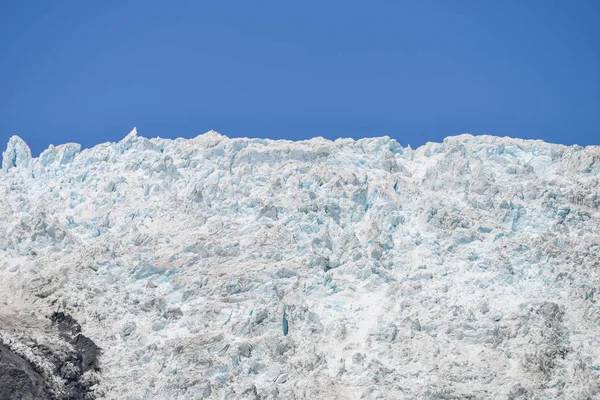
0,130 -> 600,398
2,135 -> 32,172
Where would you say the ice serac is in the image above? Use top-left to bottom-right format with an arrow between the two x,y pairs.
0,130 -> 599,399
2,135 -> 32,172
119,127 -> 138,151
56,142 -> 81,164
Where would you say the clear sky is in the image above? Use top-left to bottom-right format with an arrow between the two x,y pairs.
1,1 -> 599,155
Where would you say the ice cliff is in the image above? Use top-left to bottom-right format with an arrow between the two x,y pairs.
1,129 -> 599,399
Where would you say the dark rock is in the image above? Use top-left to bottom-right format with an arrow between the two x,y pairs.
48,311 -> 101,398
0,343 -> 50,400
73,334 -> 100,373
51,312 -> 101,373
51,312 -> 82,336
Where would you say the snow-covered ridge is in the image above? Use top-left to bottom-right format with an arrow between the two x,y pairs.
2,128 -> 597,175
1,129 -> 599,399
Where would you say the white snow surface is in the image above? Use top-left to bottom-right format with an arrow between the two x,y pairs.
1,129 -> 600,399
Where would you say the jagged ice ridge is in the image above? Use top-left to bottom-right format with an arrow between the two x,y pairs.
1,129 -> 600,399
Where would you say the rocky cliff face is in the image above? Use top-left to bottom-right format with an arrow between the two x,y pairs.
1,130 -> 599,399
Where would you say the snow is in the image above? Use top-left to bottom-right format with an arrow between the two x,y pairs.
1,130 -> 600,399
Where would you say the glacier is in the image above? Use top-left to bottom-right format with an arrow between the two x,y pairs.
0,129 -> 599,399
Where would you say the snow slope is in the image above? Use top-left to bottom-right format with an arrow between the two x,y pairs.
1,129 -> 600,399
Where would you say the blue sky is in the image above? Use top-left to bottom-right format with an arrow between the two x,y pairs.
1,1 -> 599,155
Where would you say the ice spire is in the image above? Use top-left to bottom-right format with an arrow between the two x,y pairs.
2,135 -> 32,172
119,127 -> 138,151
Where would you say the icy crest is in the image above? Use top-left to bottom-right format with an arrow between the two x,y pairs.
1,135 -> 32,172
1,130 -> 600,399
